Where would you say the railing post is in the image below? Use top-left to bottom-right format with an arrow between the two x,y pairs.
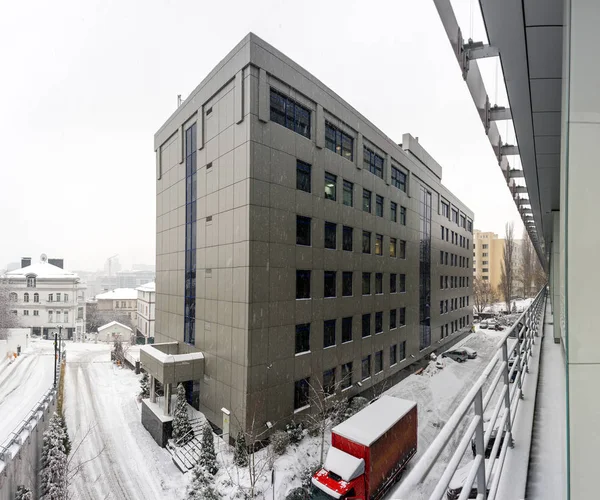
501,343 -> 514,447
474,388 -> 487,499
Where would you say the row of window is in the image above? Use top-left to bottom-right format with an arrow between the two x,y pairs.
440,315 -> 471,338
440,201 -> 472,232
293,341 -> 408,409
297,270 -> 407,299
440,251 -> 469,268
440,225 -> 470,249
439,296 -> 470,314
440,275 -> 470,290
115,301 -> 134,308
297,217 -> 407,257
9,292 -> 70,303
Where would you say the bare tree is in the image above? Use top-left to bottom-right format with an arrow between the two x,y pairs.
533,257 -> 547,292
0,284 -> 20,340
473,277 -> 497,313
520,230 -> 535,297
499,222 -> 516,311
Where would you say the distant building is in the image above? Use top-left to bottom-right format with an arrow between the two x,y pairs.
116,270 -> 156,289
97,321 -> 132,343
95,288 -> 138,330
0,255 -> 87,339
136,282 -> 155,343
473,230 -> 505,291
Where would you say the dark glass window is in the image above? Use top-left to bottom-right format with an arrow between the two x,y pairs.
184,122 -> 198,346
452,208 -> 459,224
296,160 -> 312,193
399,340 -> 406,361
441,225 -> 445,239
270,89 -> 311,139
323,368 -> 336,396
362,189 -> 372,213
324,172 -> 337,201
391,166 -> 407,192
391,201 -> 398,222
390,309 -> 397,329
341,362 -> 353,389
375,350 -> 383,373
440,300 -> 444,314
296,215 -> 311,246
294,378 -> 310,409
390,238 -> 397,258
400,206 -> 407,225
295,323 -> 310,354
441,201 -> 449,218
375,234 -> 383,256
400,306 -> 406,326
376,195 -> 384,217
364,146 -> 384,178
296,270 -> 311,299
375,273 -> 383,294
362,313 -> 371,338
399,240 -> 407,259
440,275 -> 444,289
343,226 -> 353,251
343,180 -> 353,207
342,272 -> 353,297
390,273 -> 397,293
324,319 -> 336,348
362,231 -> 371,254
361,355 -> 371,380
390,344 -> 398,366
325,122 -> 354,161
362,272 -> 371,295
342,317 -> 352,343
324,271 -> 336,298
324,222 -> 337,249
418,187 -> 432,350
375,312 -> 383,333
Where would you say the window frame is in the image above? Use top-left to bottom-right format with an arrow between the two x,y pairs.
342,226 -> 353,251
296,215 -> 311,246
323,319 -> 336,348
296,160 -> 312,193
342,317 -> 353,343
343,180 -> 354,207
324,172 -> 337,201
270,88 -> 311,139
324,271 -> 337,298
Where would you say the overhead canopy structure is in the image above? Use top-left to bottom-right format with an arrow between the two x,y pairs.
433,0 -> 564,267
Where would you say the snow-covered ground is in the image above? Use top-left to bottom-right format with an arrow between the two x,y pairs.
0,339 -> 55,444
483,298 -> 534,314
64,342 -> 185,500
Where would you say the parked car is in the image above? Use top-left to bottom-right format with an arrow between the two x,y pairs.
471,424 -> 506,458
447,460 -> 493,499
442,349 -> 469,363
479,321 -> 488,329
493,323 -> 504,331
462,347 -> 477,359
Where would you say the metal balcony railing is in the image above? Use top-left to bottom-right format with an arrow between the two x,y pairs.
395,287 -> 547,500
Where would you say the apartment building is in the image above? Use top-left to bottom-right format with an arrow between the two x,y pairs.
145,34 -> 473,438
136,281 -> 155,343
472,230 -> 505,291
95,288 -> 138,330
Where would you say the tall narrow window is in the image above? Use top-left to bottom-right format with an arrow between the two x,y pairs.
294,378 -> 310,410
296,160 -> 312,193
375,350 -> 383,373
375,234 -> 383,256
362,231 -> 371,254
375,273 -> 383,294
324,172 -> 337,201
362,272 -> 371,295
400,306 -> 407,327
296,270 -> 311,299
399,240 -> 407,259
343,180 -> 353,206
343,226 -> 353,251
375,195 -> 384,217
296,216 -> 311,246
390,344 -> 398,366
26,276 -> 36,288
390,309 -> 397,329
400,206 -> 407,225
399,340 -> 406,360
323,368 -> 336,396
342,317 -> 352,343
342,362 -> 353,389
390,273 -> 397,293
375,312 -> 383,333
342,272 -> 353,297
324,222 -> 337,249
270,89 -> 311,138
184,122 -> 197,345
33,293 -> 39,303
295,324 -> 310,354
24,293 -> 29,303
418,191 -> 431,348
391,201 -> 398,222
361,355 -> 371,380
324,271 -> 336,298
362,189 -> 372,213
390,238 -> 397,258
362,314 -> 371,338
324,319 -> 336,348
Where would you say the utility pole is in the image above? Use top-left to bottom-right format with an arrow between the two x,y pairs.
53,331 -> 58,387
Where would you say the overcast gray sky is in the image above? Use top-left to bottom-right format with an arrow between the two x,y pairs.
0,0 -> 523,272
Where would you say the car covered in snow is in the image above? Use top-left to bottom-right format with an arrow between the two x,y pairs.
470,423 -> 506,458
441,349 -> 468,363
462,347 -> 477,359
446,460 -> 493,499
479,321 -> 488,329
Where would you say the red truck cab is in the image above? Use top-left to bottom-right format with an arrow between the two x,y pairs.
311,395 -> 417,500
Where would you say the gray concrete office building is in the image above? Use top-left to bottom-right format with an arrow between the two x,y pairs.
148,33 -> 473,438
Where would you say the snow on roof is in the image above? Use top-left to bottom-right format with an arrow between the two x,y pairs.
332,395 -> 416,446
140,344 -> 204,364
95,288 -> 138,300
4,261 -> 78,280
98,321 -> 133,332
136,281 -> 155,292
324,446 -> 365,482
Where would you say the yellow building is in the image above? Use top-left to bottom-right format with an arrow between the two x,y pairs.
473,230 -> 505,292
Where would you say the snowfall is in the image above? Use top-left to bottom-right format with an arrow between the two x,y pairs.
0,301 -> 532,500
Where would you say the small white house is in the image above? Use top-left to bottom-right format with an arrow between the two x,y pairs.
97,321 -> 132,343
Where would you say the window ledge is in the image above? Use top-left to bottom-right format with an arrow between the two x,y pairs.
341,385 -> 353,392
390,363 -> 398,368
294,404 -> 310,414
324,345 -> 336,350
341,340 -> 353,345
295,350 -> 311,357
361,377 -> 371,383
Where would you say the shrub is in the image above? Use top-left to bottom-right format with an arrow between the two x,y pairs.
286,487 -> 309,500
233,432 -> 248,467
286,421 -> 304,444
343,396 -> 368,420
270,430 -> 290,455
299,460 -> 320,490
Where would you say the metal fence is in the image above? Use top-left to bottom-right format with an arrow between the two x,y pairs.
395,287 -> 547,500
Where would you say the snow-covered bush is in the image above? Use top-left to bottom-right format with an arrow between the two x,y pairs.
233,432 -> 248,467
172,384 -> 193,445
286,421 -> 304,444
343,396 -> 368,420
270,430 -> 290,455
186,464 -> 219,500
15,485 -> 33,500
299,461 -> 320,490
112,339 -> 124,364
199,424 -> 218,475
285,487 -> 310,500
140,372 -> 150,399
40,413 -> 67,500
58,413 -> 71,457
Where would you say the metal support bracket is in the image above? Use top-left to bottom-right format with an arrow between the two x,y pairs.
490,106 -> 511,121
501,144 -> 519,156
461,40 -> 499,79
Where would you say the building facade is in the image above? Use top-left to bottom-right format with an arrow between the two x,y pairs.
117,270 -> 156,289
0,255 -> 87,339
150,34 -> 473,436
95,288 -> 138,331
472,230 -> 505,291
136,282 -> 155,342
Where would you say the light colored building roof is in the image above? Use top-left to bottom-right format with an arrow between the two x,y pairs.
4,261 -> 78,280
95,288 -> 138,300
136,282 -> 155,292
98,321 -> 133,332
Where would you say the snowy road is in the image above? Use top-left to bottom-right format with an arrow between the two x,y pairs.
64,343 -> 184,500
0,340 -> 55,444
